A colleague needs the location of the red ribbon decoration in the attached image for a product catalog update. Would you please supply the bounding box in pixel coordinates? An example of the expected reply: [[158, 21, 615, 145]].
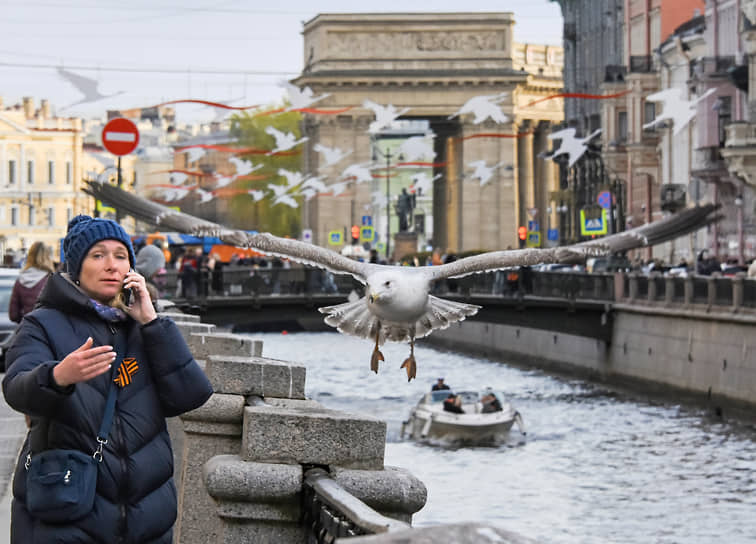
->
[[396, 161, 448, 168], [255, 106, 355, 117], [526, 91, 631, 107], [461, 132, 533, 141], [148, 99, 260, 110]]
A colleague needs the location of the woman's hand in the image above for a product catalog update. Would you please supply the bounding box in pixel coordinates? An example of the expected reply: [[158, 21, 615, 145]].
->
[[53, 337, 116, 387], [122, 270, 158, 325]]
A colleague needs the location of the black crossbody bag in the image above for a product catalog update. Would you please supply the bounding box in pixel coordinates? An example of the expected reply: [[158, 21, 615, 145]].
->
[[24, 337, 123, 523]]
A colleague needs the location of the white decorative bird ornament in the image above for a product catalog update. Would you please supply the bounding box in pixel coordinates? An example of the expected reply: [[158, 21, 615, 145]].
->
[[643, 88, 716, 135], [363, 100, 410, 133], [265, 126, 308, 154], [548, 128, 602, 168], [449, 92, 509, 124]]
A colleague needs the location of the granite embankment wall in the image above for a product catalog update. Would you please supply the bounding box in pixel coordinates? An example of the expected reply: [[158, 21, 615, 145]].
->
[[428, 305, 756, 413]]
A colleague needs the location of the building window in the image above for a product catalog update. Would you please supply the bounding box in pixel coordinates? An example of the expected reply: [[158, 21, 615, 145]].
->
[[644, 102, 656, 128], [27, 160, 34, 184], [48, 160, 55, 184], [29, 206, 35, 226], [8, 160, 16, 184], [47, 206, 55, 227], [67, 207, 73, 224], [66, 161, 72, 184], [589, 114, 601, 133], [617, 111, 628, 143], [11, 207, 18, 226], [717, 96, 732, 147]]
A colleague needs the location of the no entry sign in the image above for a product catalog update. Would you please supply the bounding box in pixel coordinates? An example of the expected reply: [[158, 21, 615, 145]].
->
[[101, 118, 139, 156]]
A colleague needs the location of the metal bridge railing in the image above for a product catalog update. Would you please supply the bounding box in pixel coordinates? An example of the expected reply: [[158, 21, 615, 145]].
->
[[302, 468, 410, 543]]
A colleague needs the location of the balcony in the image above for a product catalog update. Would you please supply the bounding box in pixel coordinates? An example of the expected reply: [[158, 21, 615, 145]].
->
[[690, 56, 736, 79], [724, 121, 756, 148], [629, 55, 654, 73], [720, 121, 756, 188], [692, 146, 725, 172], [604, 65, 627, 83]]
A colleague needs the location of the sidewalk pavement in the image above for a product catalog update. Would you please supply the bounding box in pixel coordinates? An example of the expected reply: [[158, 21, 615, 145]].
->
[[0, 373, 27, 544]]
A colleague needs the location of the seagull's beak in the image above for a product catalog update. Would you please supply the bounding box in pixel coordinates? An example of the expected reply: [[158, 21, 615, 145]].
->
[[369, 293, 379, 304]]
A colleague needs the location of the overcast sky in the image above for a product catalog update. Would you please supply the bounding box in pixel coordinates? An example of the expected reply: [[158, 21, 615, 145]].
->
[[0, 0, 563, 123]]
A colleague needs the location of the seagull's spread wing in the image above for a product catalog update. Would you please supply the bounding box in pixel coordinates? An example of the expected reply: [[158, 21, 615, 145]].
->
[[83, 180, 371, 281], [429, 204, 720, 281]]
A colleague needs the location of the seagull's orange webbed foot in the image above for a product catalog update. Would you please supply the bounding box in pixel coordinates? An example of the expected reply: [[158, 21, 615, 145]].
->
[[370, 329, 384, 374], [400, 339, 417, 382]]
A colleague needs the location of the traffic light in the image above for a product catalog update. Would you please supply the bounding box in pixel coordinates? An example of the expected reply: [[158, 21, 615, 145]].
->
[[518, 225, 527, 248], [351, 225, 360, 244]]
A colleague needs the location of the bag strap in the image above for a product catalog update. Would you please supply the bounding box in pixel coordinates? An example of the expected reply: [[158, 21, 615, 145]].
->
[[92, 332, 126, 462]]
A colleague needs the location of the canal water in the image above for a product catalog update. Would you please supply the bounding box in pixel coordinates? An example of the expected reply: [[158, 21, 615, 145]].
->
[[252, 331, 756, 544]]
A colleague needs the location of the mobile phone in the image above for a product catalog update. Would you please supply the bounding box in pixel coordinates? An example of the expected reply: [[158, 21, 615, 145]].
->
[[122, 269, 134, 306], [123, 287, 132, 306]]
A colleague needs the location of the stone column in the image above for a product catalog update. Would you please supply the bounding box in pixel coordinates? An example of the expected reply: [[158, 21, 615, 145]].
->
[[517, 120, 535, 235]]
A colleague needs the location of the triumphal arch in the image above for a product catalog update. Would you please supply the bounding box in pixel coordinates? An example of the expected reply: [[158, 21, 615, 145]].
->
[[293, 13, 564, 254]]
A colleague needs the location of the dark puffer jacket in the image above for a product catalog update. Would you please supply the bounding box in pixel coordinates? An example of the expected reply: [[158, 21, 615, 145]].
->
[[2, 273, 213, 544]]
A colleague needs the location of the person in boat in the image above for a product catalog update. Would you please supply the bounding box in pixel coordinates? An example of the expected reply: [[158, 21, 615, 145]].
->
[[432, 377, 450, 391], [481, 392, 503, 413], [443, 393, 464, 414]]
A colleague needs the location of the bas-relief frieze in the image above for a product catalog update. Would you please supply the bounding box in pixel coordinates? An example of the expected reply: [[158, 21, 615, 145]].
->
[[326, 31, 505, 58]]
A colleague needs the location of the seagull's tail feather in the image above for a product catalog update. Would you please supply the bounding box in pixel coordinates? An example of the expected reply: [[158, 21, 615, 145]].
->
[[414, 296, 481, 339], [319, 298, 384, 343]]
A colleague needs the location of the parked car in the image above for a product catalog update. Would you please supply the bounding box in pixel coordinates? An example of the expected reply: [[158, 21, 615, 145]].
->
[[0, 267, 20, 372]]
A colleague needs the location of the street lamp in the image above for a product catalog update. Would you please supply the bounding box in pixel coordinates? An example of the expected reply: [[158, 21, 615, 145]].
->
[[372, 141, 402, 260], [735, 193, 744, 265]]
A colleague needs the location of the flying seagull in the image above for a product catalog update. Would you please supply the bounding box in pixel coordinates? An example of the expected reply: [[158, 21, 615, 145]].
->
[[57, 67, 125, 109], [83, 180, 720, 381]]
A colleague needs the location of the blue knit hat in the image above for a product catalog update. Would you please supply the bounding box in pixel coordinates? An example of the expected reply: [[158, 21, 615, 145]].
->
[[63, 215, 136, 279]]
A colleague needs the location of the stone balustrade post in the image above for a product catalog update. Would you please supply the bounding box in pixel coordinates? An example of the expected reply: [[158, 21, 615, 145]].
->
[[684, 275, 694, 306], [647, 271, 659, 302], [732, 273, 745, 311], [707, 273, 719, 308], [665, 276, 675, 306], [613, 272, 625, 301], [628, 273, 638, 301]]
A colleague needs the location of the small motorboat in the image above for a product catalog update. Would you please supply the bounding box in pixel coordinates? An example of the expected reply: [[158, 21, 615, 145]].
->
[[400, 389, 525, 446]]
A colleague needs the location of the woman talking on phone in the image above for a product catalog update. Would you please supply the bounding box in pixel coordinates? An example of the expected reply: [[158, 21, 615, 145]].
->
[[2, 215, 213, 543]]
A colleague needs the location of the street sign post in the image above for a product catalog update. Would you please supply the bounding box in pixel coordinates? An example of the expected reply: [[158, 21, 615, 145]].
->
[[101, 118, 140, 222], [101, 118, 139, 156]]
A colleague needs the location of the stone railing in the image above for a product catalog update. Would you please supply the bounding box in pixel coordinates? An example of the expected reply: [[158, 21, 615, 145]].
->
[[619, 272, 756, 313], [165, 311, 428, 544]]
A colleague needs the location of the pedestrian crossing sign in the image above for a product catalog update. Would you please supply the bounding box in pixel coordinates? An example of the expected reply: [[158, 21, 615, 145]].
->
[[328, 230, 343, 245], [526, 231, 541, 248], [360, 226, 375, 242], [580, 208, 608, 235]]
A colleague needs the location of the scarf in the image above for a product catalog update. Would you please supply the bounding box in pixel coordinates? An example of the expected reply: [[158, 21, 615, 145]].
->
[[89, 298, 128, 323]]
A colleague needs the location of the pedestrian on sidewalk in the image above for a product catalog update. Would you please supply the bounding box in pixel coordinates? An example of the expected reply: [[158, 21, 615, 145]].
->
[[2, 215, 213, 544], [9, 241, 55, 323]]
